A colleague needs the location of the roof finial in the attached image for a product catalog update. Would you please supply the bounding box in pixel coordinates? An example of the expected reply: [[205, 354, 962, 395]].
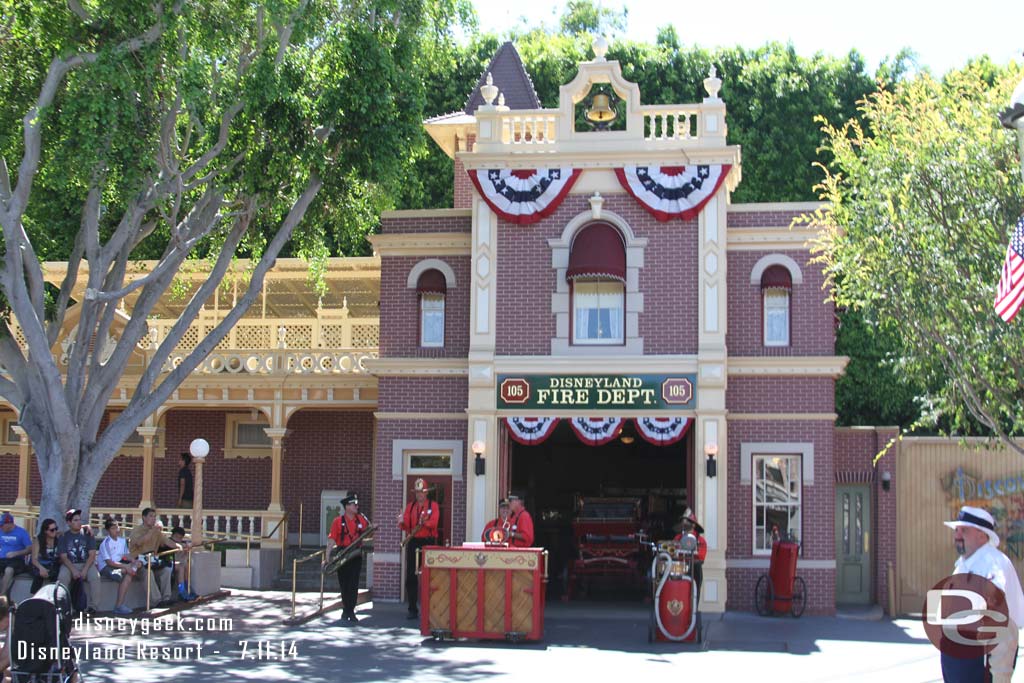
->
[[703, 65, 722, 101], [592, 35, 609, 62], [481, 72, 498, 106], [497, 92, 506, 108]]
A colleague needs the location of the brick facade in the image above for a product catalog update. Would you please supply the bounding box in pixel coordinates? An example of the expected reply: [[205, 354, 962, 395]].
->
[[379, 255, 471, 358]]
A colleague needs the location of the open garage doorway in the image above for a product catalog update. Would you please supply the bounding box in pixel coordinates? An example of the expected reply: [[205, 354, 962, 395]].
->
[[505, 417, 693, 601]]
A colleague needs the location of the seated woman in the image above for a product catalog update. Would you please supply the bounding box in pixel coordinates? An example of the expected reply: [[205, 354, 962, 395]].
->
[[30, 518, 60, 594]]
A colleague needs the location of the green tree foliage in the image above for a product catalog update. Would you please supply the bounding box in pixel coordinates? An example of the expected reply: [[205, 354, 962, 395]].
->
[[558, 0, 627, 38], [803, 61, 1024, 450], [0, 0, 467, 521]]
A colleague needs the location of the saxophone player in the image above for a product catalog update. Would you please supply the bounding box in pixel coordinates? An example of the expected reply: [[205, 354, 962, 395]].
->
[[396, 478, 439, 620], [327, 494, 371, 624]]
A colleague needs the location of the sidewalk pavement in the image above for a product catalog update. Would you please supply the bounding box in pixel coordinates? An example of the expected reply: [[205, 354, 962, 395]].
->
[[68, 590, 953, 683]]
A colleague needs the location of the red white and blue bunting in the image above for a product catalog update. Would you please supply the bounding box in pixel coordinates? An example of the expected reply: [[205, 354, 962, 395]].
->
[[467, 168, 581, 225], [504, 417, 560, 446], [615, 165, 731, 222], [568, 417, 624, 446], [634, 417, 692, 446]]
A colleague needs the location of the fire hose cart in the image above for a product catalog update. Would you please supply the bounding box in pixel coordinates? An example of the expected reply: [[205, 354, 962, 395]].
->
[[418, 545, 547, 642], [648, 536, 703, 644], [754, 536, 807, 617]]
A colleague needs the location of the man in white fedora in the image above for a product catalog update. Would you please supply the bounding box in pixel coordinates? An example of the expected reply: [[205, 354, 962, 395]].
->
[[942, 505, 1024, 683]]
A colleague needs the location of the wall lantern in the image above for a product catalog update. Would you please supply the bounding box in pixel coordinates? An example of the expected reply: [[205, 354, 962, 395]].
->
[[881, 470, 892, 492], [472, 440, 486, 477], [704, 443, 719, 479]]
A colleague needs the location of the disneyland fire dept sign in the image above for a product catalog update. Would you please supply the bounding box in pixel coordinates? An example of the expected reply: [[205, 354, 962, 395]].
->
[[497, 374, 696, 410]]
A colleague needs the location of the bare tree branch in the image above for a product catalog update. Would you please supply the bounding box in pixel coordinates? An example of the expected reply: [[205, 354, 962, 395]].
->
[[123, 175, 321, 425], [46, 230, 85, 348], [66, 0, 92, 23]]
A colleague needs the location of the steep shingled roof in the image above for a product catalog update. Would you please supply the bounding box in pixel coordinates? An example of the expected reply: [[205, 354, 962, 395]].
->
[[462, 41, 541, 114]]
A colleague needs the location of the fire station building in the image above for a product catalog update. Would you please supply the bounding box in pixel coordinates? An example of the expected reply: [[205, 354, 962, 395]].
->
[[1, 41, 908, 616]]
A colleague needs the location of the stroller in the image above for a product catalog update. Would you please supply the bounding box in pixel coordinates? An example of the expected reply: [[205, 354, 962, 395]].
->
[[9, 583, 80, 682]]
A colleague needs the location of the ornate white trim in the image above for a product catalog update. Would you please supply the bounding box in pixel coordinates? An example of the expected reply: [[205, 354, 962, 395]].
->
[[406, 259, 457, 290], [728, 356, 849, 377], [391, 439, 464, 482], [749, 253, 804, 285], [364, 358, 469, 377]]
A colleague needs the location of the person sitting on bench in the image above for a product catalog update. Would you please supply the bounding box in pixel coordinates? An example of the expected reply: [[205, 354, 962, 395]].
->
[[98, 518, 140, 615]]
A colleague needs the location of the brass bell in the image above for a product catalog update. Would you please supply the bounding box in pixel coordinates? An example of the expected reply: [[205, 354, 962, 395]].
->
[[585, 92, 617, 126]]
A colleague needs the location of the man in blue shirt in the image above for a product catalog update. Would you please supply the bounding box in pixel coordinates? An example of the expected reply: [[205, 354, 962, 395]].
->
[[0, 512, 32, 597]]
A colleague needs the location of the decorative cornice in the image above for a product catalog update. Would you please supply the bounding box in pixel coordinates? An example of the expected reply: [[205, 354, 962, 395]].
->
[[380, 208, 473, 220], [726, 228, 820, 250], [728, 356, 849, 377], [728, 201, 827, 213], [459, 149, 741, 170], [494, 355, 698, 375], [374, 412, 468, 421], [364, 358, 469, 377], [728, 413, 838, 421], [367, 232, 472, 257]]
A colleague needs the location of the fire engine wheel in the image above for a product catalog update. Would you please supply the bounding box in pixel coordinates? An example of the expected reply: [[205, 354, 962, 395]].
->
[[790, 576, 807, 618], [755, 574, 773, 616]]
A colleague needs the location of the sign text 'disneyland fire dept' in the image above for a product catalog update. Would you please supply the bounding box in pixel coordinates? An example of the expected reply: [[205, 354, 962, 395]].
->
[[497, 375, 696, 411]]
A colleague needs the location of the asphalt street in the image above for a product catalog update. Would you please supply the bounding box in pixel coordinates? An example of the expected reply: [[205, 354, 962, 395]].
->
[[62, 590, 954, 683]]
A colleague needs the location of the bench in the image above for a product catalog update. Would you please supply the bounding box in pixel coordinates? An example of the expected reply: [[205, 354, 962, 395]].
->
[[9, 570, 166, 612]]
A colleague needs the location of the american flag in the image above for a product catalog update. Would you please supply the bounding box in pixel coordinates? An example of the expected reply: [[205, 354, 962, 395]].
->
[[995, 215, 1024, 322]]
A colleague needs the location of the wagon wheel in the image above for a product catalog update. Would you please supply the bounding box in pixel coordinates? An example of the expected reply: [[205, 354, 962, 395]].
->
[[790, 576, 807, 618], [755, 574, 773, 616]]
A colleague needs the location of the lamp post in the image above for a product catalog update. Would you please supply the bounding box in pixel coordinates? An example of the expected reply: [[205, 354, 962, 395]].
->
[[189, 438, 209, 546], [998, 70, 1024, 182]]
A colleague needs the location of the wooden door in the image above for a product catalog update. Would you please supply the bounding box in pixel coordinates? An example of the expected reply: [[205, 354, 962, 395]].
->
[[835, 484, 872, 604]]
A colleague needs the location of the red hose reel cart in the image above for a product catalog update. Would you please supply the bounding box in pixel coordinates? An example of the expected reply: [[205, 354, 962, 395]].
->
[[754, 535, 807, 617]]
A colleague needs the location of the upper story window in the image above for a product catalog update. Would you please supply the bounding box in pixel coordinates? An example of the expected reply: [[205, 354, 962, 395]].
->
[[417, 269, 447, 348], [567, 223, 626, 345], [761, 265, 792, 347]]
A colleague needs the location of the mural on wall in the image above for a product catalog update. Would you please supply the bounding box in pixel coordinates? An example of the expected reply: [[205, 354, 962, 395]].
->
[[943, 467, 1024, 559]]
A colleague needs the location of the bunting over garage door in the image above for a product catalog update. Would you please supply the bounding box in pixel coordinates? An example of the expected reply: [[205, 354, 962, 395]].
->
[[615, 165, 730, 221], [467, 168, 581, 224]]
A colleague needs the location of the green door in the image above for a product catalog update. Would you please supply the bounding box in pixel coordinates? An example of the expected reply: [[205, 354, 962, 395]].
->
[[835, 484, 871, 604]]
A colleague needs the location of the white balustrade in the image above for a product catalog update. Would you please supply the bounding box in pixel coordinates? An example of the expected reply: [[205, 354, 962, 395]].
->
[[640, 106, 701, 141]]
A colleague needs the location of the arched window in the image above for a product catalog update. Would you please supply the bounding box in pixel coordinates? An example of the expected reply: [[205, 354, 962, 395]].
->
[[567, 223, 625, 345], [761, 265, 792, 347], [417, 269, 447, 347]]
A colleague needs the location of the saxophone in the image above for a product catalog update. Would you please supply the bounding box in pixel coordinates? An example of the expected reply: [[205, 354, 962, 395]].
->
[[400, 506, 433, 549], [323, 524, 377, 574]]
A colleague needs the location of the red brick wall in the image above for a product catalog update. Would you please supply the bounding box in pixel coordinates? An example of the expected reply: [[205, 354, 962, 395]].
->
[[453, 135, 476, 209], [378, 377, 468, 414], [726, 249, 835, 356], [726, 377, 835, 414], [281, 410, 375, 535], [726, 418, 836, 614], [0, 449, 18, 506], [495, 193, 701, 356], [379, 214, 472, 234], [727, 207, 818, 228], [379, 255, 470, 358], [372, 418, 468, 600], [727, 419, 835, 560], [160, 410, 270, 511]]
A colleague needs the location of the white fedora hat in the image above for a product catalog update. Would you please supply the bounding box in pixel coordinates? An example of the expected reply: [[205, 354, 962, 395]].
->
[[944, 505, 1000, 547]]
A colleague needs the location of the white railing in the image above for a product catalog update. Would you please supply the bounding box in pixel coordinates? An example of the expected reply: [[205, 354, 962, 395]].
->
[[500, 109, 560, 146], [144, 315, 380, 353], [162, 349, 377, 375], [639, 105, 702, 141]]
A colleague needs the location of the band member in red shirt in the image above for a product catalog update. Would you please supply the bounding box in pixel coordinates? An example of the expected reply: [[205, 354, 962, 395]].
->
[[507, 491, 534, 548], [396, 478, 439, 619], [673, 508, 707, 604], [482, 499, 511, 543], [326, 494, 371, 623]]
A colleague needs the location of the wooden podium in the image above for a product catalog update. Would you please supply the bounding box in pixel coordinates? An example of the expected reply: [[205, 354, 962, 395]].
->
[[419, 545, 547, 641]]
